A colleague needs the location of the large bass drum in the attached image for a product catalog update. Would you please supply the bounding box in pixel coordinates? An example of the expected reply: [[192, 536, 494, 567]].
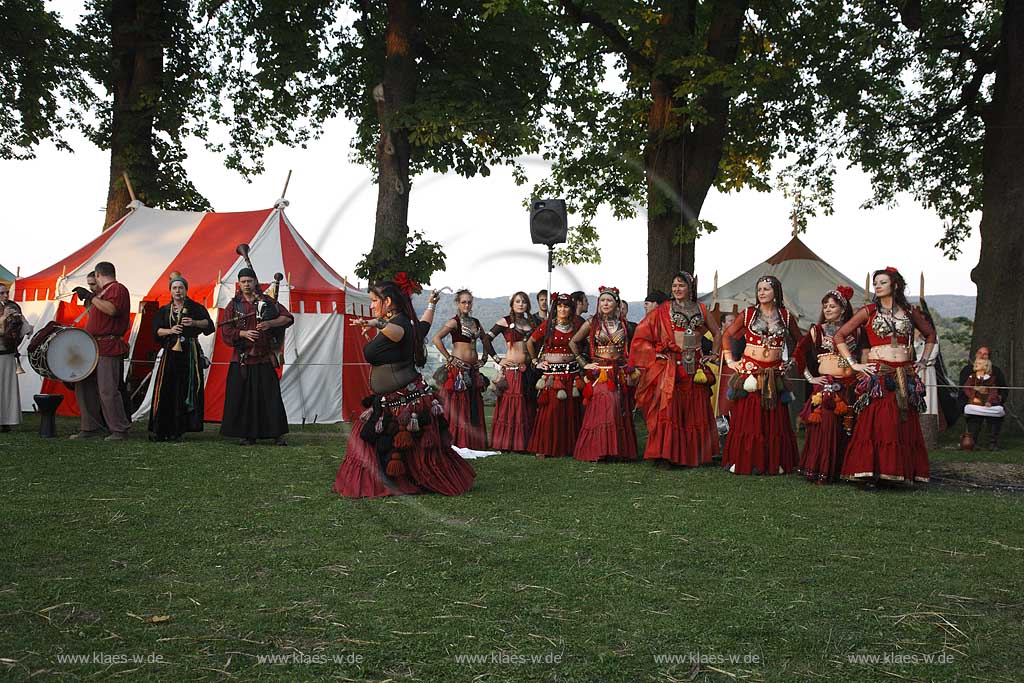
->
[[27, 322, 99, 382]]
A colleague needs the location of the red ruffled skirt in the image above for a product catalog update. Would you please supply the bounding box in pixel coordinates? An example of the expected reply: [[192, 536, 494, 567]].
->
[[841, 370, 929, 483], [527, 371, 581, 457], [574, 369, 637, 461], [440, 386, 488, 450], [722, 364, 797, 475], [644, 369, 718, 467], [797, 378, 856, 484], [334, 383, 476, 498], [490, 366, 535, 451]]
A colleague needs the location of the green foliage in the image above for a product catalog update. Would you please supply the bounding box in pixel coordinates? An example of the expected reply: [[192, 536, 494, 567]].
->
[[536, 0, 854, 262], [0, 1, 94, 159], [354, 229, 447, 286], [202, 0, 556, 181], [78, 0, 212, 210], [793, 1, 1001, 258]]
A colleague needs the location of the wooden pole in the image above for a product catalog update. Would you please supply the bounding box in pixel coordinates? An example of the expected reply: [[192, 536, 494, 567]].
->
[[865, 272, 871, 303], [920, 272, 925, 303], [122, 172, 137, 202], [281, 170, 293, 199]]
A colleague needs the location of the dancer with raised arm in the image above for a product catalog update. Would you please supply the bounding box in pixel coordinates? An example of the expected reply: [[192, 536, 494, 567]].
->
[[334, 278, 475, 498], [833, 268, 935, 484]]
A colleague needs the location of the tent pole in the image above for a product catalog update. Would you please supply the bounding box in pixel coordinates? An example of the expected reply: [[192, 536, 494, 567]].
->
[[122, 172, 137, 202], [281, 170, 293, 199]]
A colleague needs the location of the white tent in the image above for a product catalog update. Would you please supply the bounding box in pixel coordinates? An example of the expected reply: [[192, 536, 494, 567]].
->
[[700, 235, 866, 324], [14, 200, 373, 424]]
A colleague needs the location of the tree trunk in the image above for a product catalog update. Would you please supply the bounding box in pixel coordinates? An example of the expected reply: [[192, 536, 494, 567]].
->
[[103, 0, 163, 230], [645, 78, 687, 292], [366, 0, 419, 283], [972, 0, 1024, 431], [645, 0, 748, 292]]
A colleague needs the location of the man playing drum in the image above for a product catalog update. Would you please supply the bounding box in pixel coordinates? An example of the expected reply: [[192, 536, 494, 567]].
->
[[70, 261, 131, 440]]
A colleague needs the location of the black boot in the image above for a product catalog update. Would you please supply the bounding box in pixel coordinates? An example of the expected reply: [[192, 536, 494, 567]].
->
[[989, 417, 1003, 451]]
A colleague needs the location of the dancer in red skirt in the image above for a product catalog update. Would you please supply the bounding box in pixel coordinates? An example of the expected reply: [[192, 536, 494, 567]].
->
[[334, 278, 475, 498], [525, 293, 583, 458], [833, 268, 936, 484], [794, 286, 863, 484], [633, 272, 721, 467], [432, 289, 489, 449], [721, 275, 802, 475], [569, 286, 638, 462], [486, 292, 537, 451]]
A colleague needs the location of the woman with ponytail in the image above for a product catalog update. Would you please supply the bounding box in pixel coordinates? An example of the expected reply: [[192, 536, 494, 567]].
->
[[832, 267, 936, 484], [525, 292, 583, 457], [334, 275, 476, 498], [720, 275, 802, 475], [569, 286, 638, 461], [794, 286, 861, 483]]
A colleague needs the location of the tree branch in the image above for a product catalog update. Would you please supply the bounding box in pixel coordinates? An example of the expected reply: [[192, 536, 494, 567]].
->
[[558, 0, 654, 73]]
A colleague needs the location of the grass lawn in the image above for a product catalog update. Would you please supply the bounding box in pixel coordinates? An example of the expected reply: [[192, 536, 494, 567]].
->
[[1, 414, 1022, 682]]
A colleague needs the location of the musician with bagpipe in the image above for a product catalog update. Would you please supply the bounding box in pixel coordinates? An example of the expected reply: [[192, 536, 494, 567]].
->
[[219, 250, 294, 446], [0, 283, 33, 432]]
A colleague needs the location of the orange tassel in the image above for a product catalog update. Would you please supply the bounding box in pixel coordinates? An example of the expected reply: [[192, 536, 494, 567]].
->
[[394, 430, 414, 450], [386, 453, 406, 477], [806, 410, 822, 424]]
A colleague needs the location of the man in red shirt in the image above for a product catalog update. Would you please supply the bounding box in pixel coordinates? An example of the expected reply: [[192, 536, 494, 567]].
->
[[71, 261, 131, 440]]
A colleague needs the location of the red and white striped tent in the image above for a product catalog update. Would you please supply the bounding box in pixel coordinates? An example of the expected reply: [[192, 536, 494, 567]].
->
[[13, 200, 373, 424]]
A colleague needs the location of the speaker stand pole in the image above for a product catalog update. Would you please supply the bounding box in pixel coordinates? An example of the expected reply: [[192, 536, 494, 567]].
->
[[547, 245, 554, 306]]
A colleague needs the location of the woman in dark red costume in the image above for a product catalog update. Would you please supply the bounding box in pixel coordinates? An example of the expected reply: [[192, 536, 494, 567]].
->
[[794, 286, 862, 484], [632, 272, 721, 466], [569, 286, 638, 462], [525, 293, 583, 458], [721, 275, 802, 475], [432, 289, 489, 449], [486, 292, 537, 451], [833, 268, 936, 484], [334, 278, 475, 498]]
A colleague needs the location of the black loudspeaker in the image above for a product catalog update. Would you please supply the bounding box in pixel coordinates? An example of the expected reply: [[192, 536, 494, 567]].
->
[[530, 199, 568, 246]]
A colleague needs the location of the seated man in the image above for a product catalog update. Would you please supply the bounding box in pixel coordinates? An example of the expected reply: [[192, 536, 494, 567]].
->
[[959, 347, 1007, 450]]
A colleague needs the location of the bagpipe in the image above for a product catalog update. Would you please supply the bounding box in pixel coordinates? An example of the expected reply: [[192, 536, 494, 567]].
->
[[226, 243, 287, 366]]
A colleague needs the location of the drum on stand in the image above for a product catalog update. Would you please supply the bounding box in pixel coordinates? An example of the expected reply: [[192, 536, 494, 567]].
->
[[27, 323, 99, 382]]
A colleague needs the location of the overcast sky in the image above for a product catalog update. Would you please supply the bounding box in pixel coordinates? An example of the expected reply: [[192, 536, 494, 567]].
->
[[2, 4, 981, 302]]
